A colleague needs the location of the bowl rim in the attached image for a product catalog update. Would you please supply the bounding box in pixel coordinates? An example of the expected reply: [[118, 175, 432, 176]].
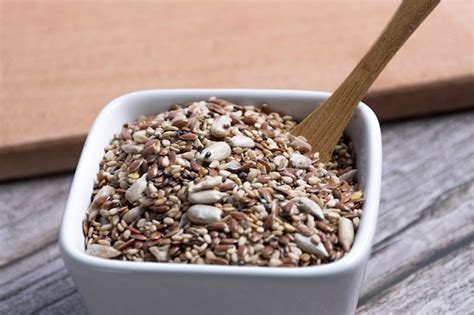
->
[[59, 88, 381, 277]]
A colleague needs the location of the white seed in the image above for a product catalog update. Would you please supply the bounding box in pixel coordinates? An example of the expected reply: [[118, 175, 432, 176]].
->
[[308, 176, 320, 185], [199, 142, 231, 162], [188, 190, 227, 204], [190, 176, 223, 192], [86, 244, 121, 258], [226, 160, 241, 171], [294, 233, 328, 258], [149, 245, 170, 262], [125, 174, 147, 203], [290, 136, 311, 150], [269, 258, 283, 267], [273, 155, 288, 170], [121, 143, 144, 154], [339, 217, 355, 251], [290, 153, 312, 169], [187, 205, 222, 224], [298, 197, 324, 220], [211, 115, 232, 138], [209, 160, 220, 168], [132, 130, 149, 143], [122, 206, 145, 223], [229, 135, 255, 148]]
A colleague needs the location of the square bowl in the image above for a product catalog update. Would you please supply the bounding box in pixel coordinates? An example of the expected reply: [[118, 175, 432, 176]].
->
[[60, 89, 381, 315]]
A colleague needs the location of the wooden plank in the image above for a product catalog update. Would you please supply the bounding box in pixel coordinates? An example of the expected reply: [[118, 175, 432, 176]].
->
[[0, 258, 86, 315], [1, 0, 473, 180], [358, 241, 474, 314], [0, 174, 72, 267], [359, 180, 474, 306], [358, 111, 474, 302], [0, 111, 473, 313]]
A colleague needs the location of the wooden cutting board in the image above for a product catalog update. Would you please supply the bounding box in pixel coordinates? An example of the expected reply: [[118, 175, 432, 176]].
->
[[1, 1, 473, 180]]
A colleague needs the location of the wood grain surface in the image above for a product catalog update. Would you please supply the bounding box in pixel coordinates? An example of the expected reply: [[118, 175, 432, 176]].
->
[[1, 0, 473, 180], [1, 110, 473, 314]]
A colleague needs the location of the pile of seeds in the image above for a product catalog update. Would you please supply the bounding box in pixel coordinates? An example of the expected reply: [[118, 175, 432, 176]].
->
[[83, 98, 364, 267]]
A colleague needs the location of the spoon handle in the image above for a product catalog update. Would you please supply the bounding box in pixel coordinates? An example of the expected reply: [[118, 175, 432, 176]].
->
[[292, 0, 440, 163]]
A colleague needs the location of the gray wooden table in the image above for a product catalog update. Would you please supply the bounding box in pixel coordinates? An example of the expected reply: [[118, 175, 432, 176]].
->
[[1, 111, 473, 314]]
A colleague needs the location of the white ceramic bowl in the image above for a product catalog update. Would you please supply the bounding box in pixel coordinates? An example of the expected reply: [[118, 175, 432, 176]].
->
[[60, 89, 381, 315]]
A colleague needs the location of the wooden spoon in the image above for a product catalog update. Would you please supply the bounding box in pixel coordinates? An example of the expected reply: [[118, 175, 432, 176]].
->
[[291, 0, 440, 163]]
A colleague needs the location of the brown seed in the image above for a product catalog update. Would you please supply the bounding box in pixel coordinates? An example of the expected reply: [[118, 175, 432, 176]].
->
[[211, 257, 229, 265], [121, 128, 132, 140], [208, 103, 227, 115], [261, 104, 272, 114], [237, 161, 256, 173], [152, 205, 170, 213], [249, 232, 263, 242], [242, 116, 256, 125], [220, 238, 237, 245], [237, 245, 247, 257], [263, 214, 274, 229], [297, 224, 314, 236], [206, 221, 227, 231], [228, 218, 239, 233], [335, 201, 349, 211], [147, 164, 158, 179], [230, 212, 246, 221], [118, 239, 135, 251], [142, 144, 155, 156], [150, 231, 162, 240], [261, 246, 274, 258], [128, 159, 144, 172], [262, 129, 275, 138], [323, 239, 333, 254], [172, 119, 188, 128], [157, 238, 171, 246], [295, 145, 310, 154], [279, 235, 290, 245], [180, 133, 198, 141], [259, 189, 273, 202], [214, 244, 232, 252], [257, 159, 271, 173], [283, 202, 294, 216], [169, 150, 177, 164], [131, 234, 147, 241], [256, 175, 272, 184], [218, 181, 237, 191], [316, 221, 334, 233]]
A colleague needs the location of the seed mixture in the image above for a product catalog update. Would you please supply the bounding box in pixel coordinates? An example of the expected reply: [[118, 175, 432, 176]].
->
[[83, 98, 364, 267]]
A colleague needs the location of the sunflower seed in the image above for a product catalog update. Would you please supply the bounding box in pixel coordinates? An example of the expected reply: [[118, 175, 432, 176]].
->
[[121, 143, 144, 154], [86, 244, 122, 258], [290, 153, 312, 169], [187, 205, 222, 224], [122, 206, 145, 223], [211, 115, 232, 138], [190, 176, 223, 192], [338, 217, 355, 251], [199, 142, 231, 162], [297, 197, 324, 220], [294, 233, 328, 258], [125, 174, 147, 203], [188, 190, 227, 204], [229, 135, 255, 148], [149, 245, 170, 262]]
